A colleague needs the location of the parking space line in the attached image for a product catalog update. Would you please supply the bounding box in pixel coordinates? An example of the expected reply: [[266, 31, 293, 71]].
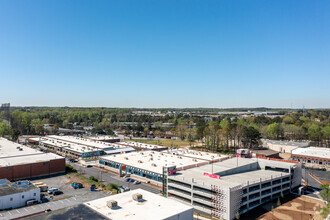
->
[[16, 209, 20, 213], [59, 200, 64, 204], [46, 204, 51, 207], [31, 206, 36, 210], [24, 208, 28, 212], [7, 211, 12, 216]]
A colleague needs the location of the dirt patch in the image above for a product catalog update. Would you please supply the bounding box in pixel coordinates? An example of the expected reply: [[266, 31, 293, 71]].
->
[[259, 196, 326, 220]]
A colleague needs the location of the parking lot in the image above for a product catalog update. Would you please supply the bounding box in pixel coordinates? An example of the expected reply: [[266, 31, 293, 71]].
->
[[0, 175, 110, 220]]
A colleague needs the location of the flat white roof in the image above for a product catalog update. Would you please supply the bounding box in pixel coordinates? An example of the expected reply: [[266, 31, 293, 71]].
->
[[120, 141, 167, 149], [0, 138, 42, 158], [0, 153, 63, 167], [47, 135, 119, 149], [101, 150, 207, 174], [87, 136, 121, 140], [164, 148, 227, 162], [84, 189, 193, 220], [262, 139, 310, 147], [34, 136, 132, 154], [292, 147, 330, 159], [170, 158, 292, 188], [0, 138, 63, 167]]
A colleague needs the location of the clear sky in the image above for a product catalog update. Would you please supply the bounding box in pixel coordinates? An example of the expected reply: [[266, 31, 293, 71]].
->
[[0, 1, 329, 108]]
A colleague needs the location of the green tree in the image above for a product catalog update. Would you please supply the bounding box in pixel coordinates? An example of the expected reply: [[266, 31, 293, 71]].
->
[[266, 123, 283, 139], [242, 126, 261, 148], [0, 122, 11, 136], [308, 124, 322, 146]]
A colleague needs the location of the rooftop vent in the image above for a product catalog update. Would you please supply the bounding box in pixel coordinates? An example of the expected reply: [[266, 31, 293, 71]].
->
[[107, 200, 118, 209], [132, 193, 143, 201]]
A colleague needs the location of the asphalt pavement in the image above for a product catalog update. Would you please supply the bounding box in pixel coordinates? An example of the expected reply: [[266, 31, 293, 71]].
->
[[69, 162, 161, 194]]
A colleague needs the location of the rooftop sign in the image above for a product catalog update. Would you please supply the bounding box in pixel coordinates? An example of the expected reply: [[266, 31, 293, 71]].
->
[[204, 172, 220, 179]]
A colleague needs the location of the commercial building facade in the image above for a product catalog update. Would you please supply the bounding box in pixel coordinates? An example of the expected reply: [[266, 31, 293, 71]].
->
[[0, 179, 40, 210], [291, 147, 330, 166]]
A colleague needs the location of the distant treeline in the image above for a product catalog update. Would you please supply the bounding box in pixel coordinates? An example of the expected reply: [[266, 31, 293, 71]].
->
[[0, 107, 329, 149]]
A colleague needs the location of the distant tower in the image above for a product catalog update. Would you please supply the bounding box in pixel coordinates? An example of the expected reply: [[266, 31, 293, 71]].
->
[[303, 105, 305, 117], [0, 103, 10, 124]]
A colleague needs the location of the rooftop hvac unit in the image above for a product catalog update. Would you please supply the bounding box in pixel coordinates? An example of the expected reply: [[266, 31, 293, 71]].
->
[[138, 160, 143, 163], [152, 163, 157, 167], [132, 193, 143, 201], [125, 157, 128, 160], [150, 158, 153, 161], [107, 200, 118, 209]]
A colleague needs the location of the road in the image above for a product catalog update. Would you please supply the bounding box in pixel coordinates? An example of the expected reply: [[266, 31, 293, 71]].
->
[[69, 162, 161, 194], [302, 168, 322, 189]]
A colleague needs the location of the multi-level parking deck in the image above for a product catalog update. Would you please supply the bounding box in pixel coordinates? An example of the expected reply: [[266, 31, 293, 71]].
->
[[167, 157, 301, 220]]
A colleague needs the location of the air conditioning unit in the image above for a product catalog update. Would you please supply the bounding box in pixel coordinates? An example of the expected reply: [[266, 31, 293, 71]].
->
[[132, 193, 143, 201], [107, 200, 118, 209]]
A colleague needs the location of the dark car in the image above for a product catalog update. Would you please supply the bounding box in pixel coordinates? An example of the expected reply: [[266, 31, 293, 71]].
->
[[125, 178, 134, 182], [86, 165, 93, 168], [53, 190, 63, 196]]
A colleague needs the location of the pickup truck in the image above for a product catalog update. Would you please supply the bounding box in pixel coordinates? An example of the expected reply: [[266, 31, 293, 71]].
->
[[72, 182, 83, 189]]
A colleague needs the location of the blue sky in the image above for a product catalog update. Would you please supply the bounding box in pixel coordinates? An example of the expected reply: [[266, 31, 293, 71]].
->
[[0, 1, 329, 108]]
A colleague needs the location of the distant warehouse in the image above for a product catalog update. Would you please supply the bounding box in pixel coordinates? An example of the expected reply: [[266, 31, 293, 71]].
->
[[27, 135, 135, 159], [262, 139, 309, 153], [0, 138, 65, 180], [291, 147, 330, 165]]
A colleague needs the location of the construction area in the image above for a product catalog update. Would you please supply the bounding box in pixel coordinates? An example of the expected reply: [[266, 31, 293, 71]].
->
[[257, 195, 326, 220]]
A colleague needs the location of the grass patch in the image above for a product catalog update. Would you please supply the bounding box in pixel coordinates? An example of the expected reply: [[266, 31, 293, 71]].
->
[[67, 173, 117, 194]]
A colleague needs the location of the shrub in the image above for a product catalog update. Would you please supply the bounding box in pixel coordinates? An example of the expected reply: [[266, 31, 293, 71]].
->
[[89, 176, 99, 182], [65, 164, 77, 173]]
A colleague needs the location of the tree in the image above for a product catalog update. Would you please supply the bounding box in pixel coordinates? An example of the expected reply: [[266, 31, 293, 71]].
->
[[319, 183, 330, 218], [0, 122, 11, 137], [320, 184, 330, 203], [266, 123, 283, 140], [52, 124, 59, 134], [176, 124, 187, 140], [277, 198, 281, 206], [11, 129, 20, 141], [242, 126, 261, 148], [235, 211, 240, 219], [308, 124, 322, 146]]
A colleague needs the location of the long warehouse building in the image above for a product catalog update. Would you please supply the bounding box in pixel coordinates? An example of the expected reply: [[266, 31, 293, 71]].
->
[[100, 149, 229, 182], [28, 135, 135, 159], [0, 138, 65, 180]]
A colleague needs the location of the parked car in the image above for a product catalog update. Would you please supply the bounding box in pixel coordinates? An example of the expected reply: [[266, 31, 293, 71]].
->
[[118, 185, 130, 193], [86, 165, 93, 168], [133, 181, 141, 185], [125, 178, 134, 183], [48, 188, 59, 194], [26, 199, 38, 206], [53, 190, 63, 196], [72, 182, 83, 189]]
